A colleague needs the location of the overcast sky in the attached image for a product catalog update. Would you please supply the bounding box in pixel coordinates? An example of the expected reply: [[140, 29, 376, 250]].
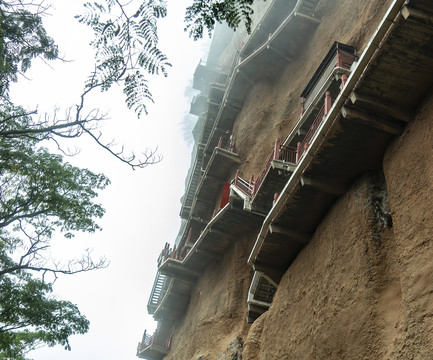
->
[[10, 1, 210, 359]]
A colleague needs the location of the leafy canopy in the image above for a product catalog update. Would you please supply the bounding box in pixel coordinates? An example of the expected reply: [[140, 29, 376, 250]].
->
[[0, 273, 89, 358], [76, 0, 171, 117], [0, 1, 58, 96], [184, 0, 260, 40]]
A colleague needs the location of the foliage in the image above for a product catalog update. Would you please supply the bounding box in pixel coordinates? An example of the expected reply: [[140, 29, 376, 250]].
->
[[0, 104, 108, 357], [0, 0, 58, 96], [0, 273, 89, 358], [76, 0, 171, 117], [185, 0, 262, 40]]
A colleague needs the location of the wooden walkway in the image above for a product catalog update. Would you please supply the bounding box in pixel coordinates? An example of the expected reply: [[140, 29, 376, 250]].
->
[[249, 0, 433, 285]]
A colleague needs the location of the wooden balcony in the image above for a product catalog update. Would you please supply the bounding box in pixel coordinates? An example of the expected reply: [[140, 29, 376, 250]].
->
[[246, 271, 277, 323], [137, 328, 172, 360], [192, 63, 219, 93], [192, 139, 240, 221], [147, 271, 169, 315], [234, 139, 297, 215], [205, 0, 322, 171], [162, 190, 264, 278], [284, 43, 356, 150], [189, 93, 207, 116], [152, 277, 194, 321], [179, 142, 205, 220], [155, 190, 264, 320], [248, 0, 433, 285], [241, 0, 297, 59]]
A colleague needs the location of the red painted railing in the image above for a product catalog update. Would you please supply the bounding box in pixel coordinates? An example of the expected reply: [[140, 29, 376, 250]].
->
[[234, 140, 297, 198], [234, 169, 255, 197], [217, 135, 236, 153], [233, 92, 333, 199], [160, 242, 189, 262], [297, 91, 333, 161], [139, 329, 172, 351]]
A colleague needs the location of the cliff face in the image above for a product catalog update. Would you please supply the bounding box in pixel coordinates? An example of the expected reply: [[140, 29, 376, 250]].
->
[[164, 235, 254, 359], [242, 89, 433, 360], [142, 1, 433, 359]]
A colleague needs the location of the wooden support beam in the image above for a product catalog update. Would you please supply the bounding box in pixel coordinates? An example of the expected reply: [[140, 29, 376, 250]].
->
[[266, 44, 294, 62], [401, 6, 433, 26], [208, 227, 228, 238], [194, 248, 222, 262], [252, 263, 283, 287], [256, 22, 271, 35], [235, 68, 255, 85], [297, 128, 308, 136], [194, 196, 215, 206], [341, 106, 403, 135], [224, 99, 242, 111], [159, 262, 200, 282], [349, 91, 413, 123], [300, 176, 346, 196], [269, 224, 310, 244], [294, 11, 321, 24], [272, 160, 296, 173], [203, 174, 224, 184]]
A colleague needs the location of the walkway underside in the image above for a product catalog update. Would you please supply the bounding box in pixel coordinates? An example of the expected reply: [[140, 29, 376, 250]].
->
[[193, 148, 240, 220], [157, 193, 264, 320], [137, 344, 169, 360], [252, 0, 433, 285], [250, 160, 296, 215], [153, 278, 194, 321], [206, 0, 321, 164]]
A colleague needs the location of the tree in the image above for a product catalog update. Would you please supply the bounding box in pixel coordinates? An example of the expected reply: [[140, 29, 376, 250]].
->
[[0, 274, 89, 358], [0, 0, 58, 96], [0, 104, 109, 358], [184, 0, 262, 40], [76, 0, 171, 118], [0, 0, 262, 357]]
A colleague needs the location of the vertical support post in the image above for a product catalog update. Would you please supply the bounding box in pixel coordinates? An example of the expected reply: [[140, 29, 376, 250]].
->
[[274, 137, 281, 160], [273, 192, 279, 205], [218, 136, 223, 148], [296, 142, 302, 163], [141, 330, 147, 348], [187, 228, 192, 243], [235, 169, 240, 187], [249, 175, 255, 193], [340, 74, 348, 89], [324, 91, 332, 116], [336, 52, 342, 67]]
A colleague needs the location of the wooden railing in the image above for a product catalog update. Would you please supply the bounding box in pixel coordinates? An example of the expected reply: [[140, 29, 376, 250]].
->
[[297, 91, 333, 161], [217, 135, 236, 153], [233, 92, 333, 199], [139, 329, 172, 351], [234, 170, 255, 197], [160, 242, 189, 262]]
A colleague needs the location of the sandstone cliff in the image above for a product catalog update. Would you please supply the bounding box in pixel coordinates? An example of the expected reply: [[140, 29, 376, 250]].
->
[[138, 1, 433, 359]]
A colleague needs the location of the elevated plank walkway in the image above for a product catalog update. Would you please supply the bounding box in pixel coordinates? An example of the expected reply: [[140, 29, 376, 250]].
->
[[205, 0, 322, 165], [137, 327, 172, 360], [192, 142, 240, 221], [147, 271, 169, 315], [154, 191, 264, 320], [153, 277, 194, 321], [246, 271, 277, 323], [248, 0, 433, 285]]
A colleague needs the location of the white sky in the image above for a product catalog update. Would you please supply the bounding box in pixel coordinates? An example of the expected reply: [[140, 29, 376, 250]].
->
[[10, 1, 210, 359]]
